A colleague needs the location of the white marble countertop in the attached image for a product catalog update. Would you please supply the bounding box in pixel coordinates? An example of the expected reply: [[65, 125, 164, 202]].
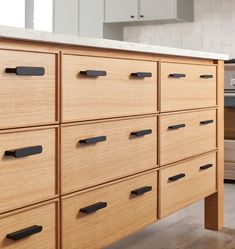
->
[[0, 25, 229, 60]]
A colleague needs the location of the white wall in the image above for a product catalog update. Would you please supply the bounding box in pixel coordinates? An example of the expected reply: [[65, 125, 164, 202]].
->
[[123, 0, 235, 57]]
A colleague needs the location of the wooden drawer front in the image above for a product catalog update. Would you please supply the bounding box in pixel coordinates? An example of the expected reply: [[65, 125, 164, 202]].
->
[[159, 152, 216, 218], [0, 127, 57, 213], [160, 110, 216, 165], [62, 172, 157, 249], [62, 55, 157, 122], [61, 116, 157, 193], [0, 201, 58, 249], [0, 49, 57, 129], [161, 63, 216, 112]]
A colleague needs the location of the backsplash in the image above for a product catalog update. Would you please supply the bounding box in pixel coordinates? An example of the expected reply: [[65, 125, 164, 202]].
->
[[123, 0, 234, 58]]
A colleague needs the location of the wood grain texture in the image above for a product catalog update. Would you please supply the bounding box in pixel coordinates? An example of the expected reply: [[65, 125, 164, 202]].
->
[[62, 54, 157, 122], [61, 171, 157, 249], [160, 62, 217, 112], [159, 109, 217, 165], [205, 61, 224, 231], [0, 126, 58, 213], [225, 107, 235, 139], [0, 49, 57, 129], [225, 162, 235, 180], [0, 200, 58, 249], [159, 152, 216, 218], [61, 116, 157, 193]]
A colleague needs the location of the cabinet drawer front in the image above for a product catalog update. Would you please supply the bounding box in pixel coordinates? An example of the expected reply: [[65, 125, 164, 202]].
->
[[0, 201, 58, 249], [161, 63, 216, 112], [62, 172, 157, 249], [0, 50, 57, 129], [0, 127, 57, 213], [61, 116, 157, 193], [62, 55, 157, 122], [160, 110, 216, 165], [159, 152, 216, 218]]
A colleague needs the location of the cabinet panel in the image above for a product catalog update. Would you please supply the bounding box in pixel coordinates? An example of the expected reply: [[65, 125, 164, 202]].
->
[[105, 0, 138, 23]]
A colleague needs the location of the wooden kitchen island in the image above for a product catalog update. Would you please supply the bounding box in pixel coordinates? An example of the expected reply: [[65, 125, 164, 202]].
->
[[0, 26, 228, 249]]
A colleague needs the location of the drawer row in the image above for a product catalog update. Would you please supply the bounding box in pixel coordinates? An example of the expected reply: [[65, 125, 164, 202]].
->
[[0, 49, 217, 129], [0, 109, 216, 213], [0, 152, 216, 249]]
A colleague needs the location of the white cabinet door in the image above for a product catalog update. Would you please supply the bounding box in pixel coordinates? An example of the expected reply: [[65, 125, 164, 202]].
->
[[104, 0, 138, 23], [139, 0, 176, 21]]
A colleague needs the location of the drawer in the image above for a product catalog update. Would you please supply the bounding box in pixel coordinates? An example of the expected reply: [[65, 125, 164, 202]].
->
[[62, 55, 157, 122], [0, 49, 57, 129], [0, 126, 58, 213], [0, 200, 58, 249], [161, 63, 216, 112], [62, 171, 157, 249], [61, 116, 157, 193], [159, 109, 216, 165], [159, 152, 216, 218]]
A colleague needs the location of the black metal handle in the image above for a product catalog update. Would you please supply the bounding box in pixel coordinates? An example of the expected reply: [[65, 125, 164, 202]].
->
[[130, 129, 152, 137], [168, 124, 186, 130], [200, 164, 213, 170], [130, 15, 135, 18], [80, 70, 107, 77], [140, 15, 144, 18], [168, 173, 186, 182], [5, 66, 45, 76], [131, 186, 152, 195], [5, 145, 43, 158], [200, 74, 213, 79], [80, 202, 107, 214], [169, 73, 186, 78], [200, 120, 214, 125], [130, 72, 152, 78], [6, 225, 43, 241], [79, 136, 106, 145]]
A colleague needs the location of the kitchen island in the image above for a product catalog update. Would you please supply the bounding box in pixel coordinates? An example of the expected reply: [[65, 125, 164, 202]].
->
[[0, 26, 228, 249]]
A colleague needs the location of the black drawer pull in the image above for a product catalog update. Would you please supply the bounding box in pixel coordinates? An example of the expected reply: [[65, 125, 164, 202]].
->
[[200, 74, 213, 79], [131, 129, 152, 137], [131, 186, 152, 195], [5, 66, 45, 76], [6, 225, 43, 241], [5, 145, 43, 158], [169, 73, 186, 78], [80, 70, 107, 77], [80, 202, 107, 214], [79, 136, 106, 145], [168, 173, 186, 182], [131, 72, 152, 78], [200, 120, 214, 125], [200, 164, 213, 170], [168, 124, 186, 130]]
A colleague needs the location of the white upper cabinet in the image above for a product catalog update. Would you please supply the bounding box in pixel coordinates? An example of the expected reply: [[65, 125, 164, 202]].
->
[[104, 0, 138, 23], [105, 0, 193, 24], [139, 0, 175, 21]]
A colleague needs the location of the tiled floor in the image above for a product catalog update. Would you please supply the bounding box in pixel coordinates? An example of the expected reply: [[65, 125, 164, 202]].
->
[[106, 183, 235, 249]]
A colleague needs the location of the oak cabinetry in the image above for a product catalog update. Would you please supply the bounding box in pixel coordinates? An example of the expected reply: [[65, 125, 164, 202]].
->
[[0, 37, 223, 249]]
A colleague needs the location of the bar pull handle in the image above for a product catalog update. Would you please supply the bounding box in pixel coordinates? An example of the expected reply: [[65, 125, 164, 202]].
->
[[200, 164, 213, 170], [79, 136, 106, 145], [168, 173, 186, 182], [168, 124, 186, 130], [131, 186, 152, 196], [200, 74, 213, 79], [200, 120, 214, 125], [80, 70, 107, 77], [169, 73, 186, 78], [5, 145, 43, 158], [5, 66, 45, 76], [130, 72, 152, 78], [130, 129, 152, 137], [80, 202, 107, 214], [6, 225, 43, 241]]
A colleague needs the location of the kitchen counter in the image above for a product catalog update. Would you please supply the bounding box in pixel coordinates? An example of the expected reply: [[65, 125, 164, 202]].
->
[[0, 25, 229, 60]]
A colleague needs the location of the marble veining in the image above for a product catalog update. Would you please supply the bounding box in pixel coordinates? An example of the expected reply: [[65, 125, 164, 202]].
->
[[0, 25, 229, 60]]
